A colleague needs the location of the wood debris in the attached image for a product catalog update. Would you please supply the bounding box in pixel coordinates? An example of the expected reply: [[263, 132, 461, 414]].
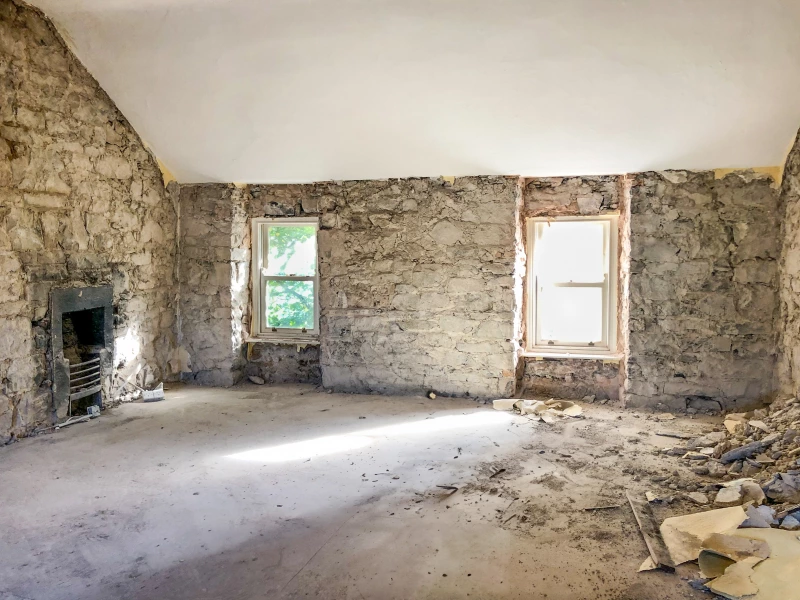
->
[[626, 491, 675, 571]]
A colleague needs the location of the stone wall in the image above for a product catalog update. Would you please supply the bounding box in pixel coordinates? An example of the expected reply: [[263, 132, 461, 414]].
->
[[627, 170, 780, 412], [244, 344, 321, 384], [0, 0, 177, 442], [778, 131, 800, 395], [178, 177, 519, 397], [177, 184, 247, 385], [520, 357, 621, 401], [519, 176, 628, 401], [178, 170, 783, 411], [317, 178, 518, 397]]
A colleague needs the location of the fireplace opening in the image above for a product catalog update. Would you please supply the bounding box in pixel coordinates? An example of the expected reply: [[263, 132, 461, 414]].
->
[[51, 286, 113, 420], [62, 308, 105, 415], [62, 308, 105, 365]]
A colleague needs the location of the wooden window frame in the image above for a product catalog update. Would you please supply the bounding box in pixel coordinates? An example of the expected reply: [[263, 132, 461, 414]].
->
[[250, 217, 320, 341], [526, 215, 618, 356]]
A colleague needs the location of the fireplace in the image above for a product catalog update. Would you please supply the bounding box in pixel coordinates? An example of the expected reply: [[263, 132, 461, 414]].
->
[[51, 287, 113, 418]]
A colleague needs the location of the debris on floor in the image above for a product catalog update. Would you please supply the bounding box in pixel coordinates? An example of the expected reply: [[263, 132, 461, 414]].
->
[[55, 408, 101, 430], [248, 375, 265, 385], [492, 398, 583, 421], [659, 506, 747, 565], [626, 490, 675, 571], [142, 383, 165, 402], [636, 395, 800, 598], [704, 529, 800, 600], [492, 398, 516, 411]]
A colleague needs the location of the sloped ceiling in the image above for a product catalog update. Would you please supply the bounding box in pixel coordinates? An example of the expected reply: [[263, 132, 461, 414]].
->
[[29, 0, 800, 183]]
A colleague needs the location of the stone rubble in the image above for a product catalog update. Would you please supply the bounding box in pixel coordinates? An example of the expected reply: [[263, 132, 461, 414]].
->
[[661, 395, 800, 530]]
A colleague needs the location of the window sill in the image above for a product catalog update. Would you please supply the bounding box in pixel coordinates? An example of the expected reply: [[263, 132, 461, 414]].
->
[[521, 351, 622, 362], [246, 336, 320, 346]]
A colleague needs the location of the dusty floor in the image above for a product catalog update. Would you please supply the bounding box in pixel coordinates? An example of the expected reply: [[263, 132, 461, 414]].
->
[[0, 384, 715, 600]]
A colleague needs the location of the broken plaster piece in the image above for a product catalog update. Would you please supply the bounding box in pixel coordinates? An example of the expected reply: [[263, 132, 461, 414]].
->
[[706, 556, 762, 600], [699, 532, 770, 576], [638, 556, 658, 572], [717, 528, 800, 600], [725, 419, 745, 435], [687, 492, 709, 505], [561, 404, 583, 417], [659, 506, 747, 565], [515, 399, 545, 415], [540, 410, 559, 424], [716, 486, 744, 507], [492, 399, 516, 411]]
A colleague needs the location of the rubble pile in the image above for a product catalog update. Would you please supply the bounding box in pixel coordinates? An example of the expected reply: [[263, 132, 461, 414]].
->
[[647, 397, 800, 598], [662, 397, 800, 509]]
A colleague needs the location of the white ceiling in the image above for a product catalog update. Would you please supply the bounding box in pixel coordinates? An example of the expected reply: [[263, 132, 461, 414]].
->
[[30, 0, 800, 183]]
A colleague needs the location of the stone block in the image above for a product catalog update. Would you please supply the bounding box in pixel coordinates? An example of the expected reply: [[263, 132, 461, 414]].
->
[[430, 220, 463, 245]]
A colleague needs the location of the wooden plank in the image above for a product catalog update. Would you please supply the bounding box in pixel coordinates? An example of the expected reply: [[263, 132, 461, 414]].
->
[[625, 490, 675, 572]]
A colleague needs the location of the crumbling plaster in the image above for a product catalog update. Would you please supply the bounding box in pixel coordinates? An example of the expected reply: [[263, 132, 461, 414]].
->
[[0, 0, 177, 442]]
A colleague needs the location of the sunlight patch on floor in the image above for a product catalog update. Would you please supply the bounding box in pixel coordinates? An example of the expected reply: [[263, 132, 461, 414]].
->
[[226, 411, 515, 462]]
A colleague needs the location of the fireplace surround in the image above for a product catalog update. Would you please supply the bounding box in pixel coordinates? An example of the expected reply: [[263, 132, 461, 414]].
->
[[50, 286, 114, 418]]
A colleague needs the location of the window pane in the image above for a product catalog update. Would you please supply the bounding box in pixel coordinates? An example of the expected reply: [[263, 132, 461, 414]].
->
[[265, 280, 314, 329], [540, 286, 603, 344], [535, 221, 606, 283], [266, 225, 316, 276]]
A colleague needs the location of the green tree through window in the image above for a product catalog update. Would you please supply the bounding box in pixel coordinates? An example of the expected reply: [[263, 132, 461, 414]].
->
[[264, 225, 316, 329]]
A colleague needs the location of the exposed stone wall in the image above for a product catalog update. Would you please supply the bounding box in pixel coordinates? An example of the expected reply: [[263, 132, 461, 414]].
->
[[627, 171, 780, 412], [178, 178, 518, 397], [520, 357, 621, 401], [519, 176, 627, 401], [778, 130, 800, 395], [244, 344, 321, 384], [317, 178, 518, 397], [523, 176, 621, 219], [177, 184, 247, 385], [0, 0, 177, 442]]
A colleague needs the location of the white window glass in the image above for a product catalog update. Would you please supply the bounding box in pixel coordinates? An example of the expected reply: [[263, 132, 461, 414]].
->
[[539, 287, 603, 343], [528, 217, 617, 353]]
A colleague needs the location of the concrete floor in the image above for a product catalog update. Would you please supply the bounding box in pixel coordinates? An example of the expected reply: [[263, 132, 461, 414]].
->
[[0, 384, 708, 600]]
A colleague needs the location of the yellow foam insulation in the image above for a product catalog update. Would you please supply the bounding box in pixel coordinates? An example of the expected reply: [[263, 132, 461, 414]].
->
[[157, 157, 176, 187], [713, 166, 783, 188]]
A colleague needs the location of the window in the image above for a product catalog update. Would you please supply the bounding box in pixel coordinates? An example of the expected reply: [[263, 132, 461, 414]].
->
[[251, 217, 319, 339], [526, 216, 618, 355]]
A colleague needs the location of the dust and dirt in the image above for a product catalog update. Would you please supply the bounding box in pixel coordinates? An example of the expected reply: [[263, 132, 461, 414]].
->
[[403, 401, 718, 599]]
